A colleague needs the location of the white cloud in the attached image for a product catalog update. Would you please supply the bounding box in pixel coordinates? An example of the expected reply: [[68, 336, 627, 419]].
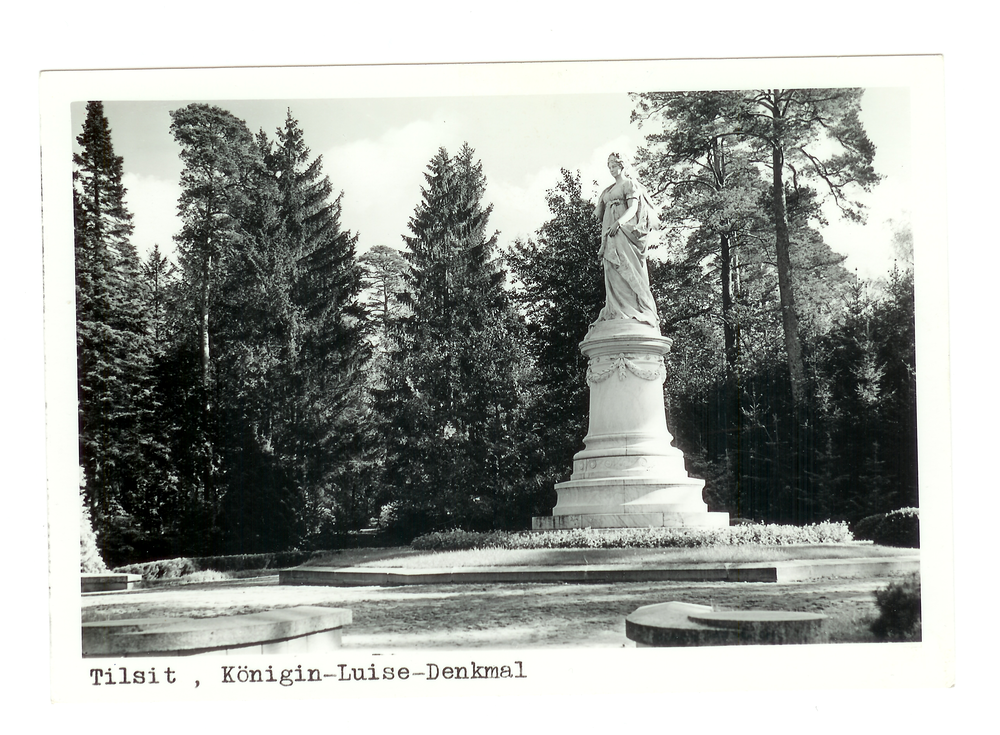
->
[[122, 172, 182, 263], [487, 134, 642, 248], [320, 119, 644, 257], [821, 176, 912, 280], [487, 165, 563, 245], [321, 118, 472, 253]]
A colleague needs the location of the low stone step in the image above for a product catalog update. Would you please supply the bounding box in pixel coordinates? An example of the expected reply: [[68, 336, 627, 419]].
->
[[83, 606, 352, 657], [626, 601, 827, 647], [280, 555, 919, 587], [82, 573, 142, 593]]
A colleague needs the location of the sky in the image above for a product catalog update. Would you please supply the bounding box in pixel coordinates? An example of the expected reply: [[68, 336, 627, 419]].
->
[[72, 88, 911, 281]]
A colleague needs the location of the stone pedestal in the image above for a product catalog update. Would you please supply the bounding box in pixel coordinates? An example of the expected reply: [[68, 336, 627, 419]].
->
[[533, 320, 728, 530]]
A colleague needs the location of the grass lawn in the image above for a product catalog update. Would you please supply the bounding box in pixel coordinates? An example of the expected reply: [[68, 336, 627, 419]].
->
[[302, 543, 915, 570]]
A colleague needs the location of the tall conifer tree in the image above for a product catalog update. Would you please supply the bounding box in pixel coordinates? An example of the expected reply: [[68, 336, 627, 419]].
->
[[379, 144, 527, 534], [633, 89, 878, 406], [268, 111, 372, 535], [169, 104, 263, 536], [73, 101, 152, 548]]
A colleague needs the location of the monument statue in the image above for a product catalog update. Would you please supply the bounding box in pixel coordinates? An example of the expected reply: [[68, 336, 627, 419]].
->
[[533, 152, 728, 531], [594, 153, 659, 328]]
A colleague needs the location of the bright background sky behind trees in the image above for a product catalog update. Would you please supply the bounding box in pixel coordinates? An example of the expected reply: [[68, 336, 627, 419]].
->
[[72, 87, 910, 281]]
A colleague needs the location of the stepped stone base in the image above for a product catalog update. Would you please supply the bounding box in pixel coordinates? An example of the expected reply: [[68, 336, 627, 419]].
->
[[533, 511, 730, 530]]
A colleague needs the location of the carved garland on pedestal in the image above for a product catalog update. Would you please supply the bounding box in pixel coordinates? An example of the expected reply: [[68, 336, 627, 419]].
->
[[586, 353, 666, 384]]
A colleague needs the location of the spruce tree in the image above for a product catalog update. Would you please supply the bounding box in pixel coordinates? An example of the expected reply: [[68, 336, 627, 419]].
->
[[268, 111, 372, 537], [380, 144, 527, 534], [73, 101, 153, 554]]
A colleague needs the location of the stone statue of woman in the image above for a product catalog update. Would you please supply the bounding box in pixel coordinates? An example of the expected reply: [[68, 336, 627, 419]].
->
[[593, 152, 659, 329]]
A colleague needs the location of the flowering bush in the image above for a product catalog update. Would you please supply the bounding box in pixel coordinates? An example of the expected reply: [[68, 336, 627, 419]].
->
[[411, 530, 507, 551], [80, 496, 108, 573], [411, 522, 852, 551]]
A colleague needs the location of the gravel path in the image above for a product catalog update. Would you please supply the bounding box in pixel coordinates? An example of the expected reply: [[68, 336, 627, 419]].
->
[[82, 573, 906, 648]]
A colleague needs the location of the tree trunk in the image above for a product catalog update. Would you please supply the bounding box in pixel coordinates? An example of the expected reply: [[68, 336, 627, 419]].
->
[[770, 129, 807, 405], [720, 231, 738, 373], [199, 249, 215, 513], [200, 251, 212, 386]]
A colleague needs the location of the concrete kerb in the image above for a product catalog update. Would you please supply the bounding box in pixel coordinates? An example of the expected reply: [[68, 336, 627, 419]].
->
[[278, 555, 919, 587]]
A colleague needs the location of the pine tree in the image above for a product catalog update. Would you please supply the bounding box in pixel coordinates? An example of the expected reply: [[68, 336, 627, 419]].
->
[[630, 90, 874, 522], [169, 103, 262, 543], [170, 103, 259, 390], [633, 89, 879, 406], [740, 89, 879, 406], [360, 244, 409, 342], [633, 91, 768, 379]]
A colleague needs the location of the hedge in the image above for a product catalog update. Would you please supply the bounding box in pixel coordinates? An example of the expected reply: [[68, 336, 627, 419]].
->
[[411, 522, 853, 551]]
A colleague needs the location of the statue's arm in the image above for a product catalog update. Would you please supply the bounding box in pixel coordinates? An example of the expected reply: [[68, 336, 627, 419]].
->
[[594, 190, 607, 221], [614, 200, 639, 232]]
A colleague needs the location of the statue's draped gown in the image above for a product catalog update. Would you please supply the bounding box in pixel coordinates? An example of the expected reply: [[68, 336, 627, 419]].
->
[[594, 178, 659, 328]]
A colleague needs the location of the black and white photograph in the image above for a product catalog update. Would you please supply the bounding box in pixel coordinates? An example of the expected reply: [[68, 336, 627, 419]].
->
[[36, 54, 958, 718]]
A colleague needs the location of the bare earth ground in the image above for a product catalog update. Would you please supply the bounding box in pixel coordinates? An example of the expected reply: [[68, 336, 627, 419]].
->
[[82, 563, 913, 648]]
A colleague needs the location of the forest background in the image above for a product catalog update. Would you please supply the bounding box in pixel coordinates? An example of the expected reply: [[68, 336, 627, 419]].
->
[[71, 89, 918, 566]]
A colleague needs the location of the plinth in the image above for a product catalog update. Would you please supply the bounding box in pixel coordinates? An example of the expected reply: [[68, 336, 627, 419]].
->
[[533, 319, 729, 530]]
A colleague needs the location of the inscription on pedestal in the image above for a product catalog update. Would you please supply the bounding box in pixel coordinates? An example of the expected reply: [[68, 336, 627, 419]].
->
[[574, 456, 651, 474]]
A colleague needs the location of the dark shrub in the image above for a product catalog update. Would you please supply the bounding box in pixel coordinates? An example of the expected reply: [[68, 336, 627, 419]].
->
[[97, 514, 176, 568], [115, 557, 197, 580], [113, 551, 317, 581], [191, 551, 314, 573], [871, 573, 921, 641], [852, 507, 919, 548]]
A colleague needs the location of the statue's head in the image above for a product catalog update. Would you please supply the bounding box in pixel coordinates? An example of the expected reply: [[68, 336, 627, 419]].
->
[[608, 152, 631, 178]]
